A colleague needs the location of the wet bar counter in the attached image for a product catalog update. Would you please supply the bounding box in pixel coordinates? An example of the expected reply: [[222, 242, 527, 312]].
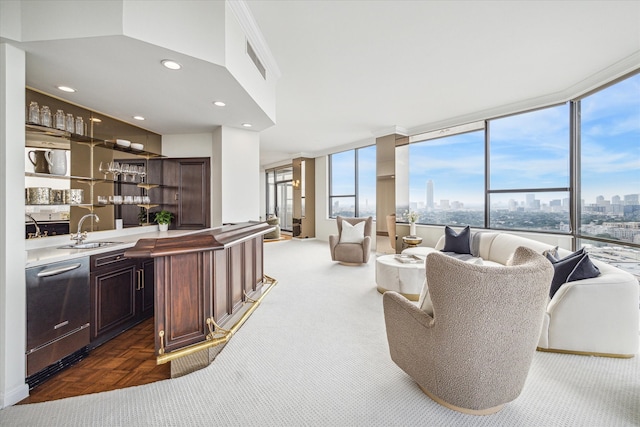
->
[[124, 222, 273, 358]]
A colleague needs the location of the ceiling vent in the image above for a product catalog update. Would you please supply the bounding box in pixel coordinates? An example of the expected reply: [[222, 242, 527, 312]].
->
[[247, 41, 266, 80]]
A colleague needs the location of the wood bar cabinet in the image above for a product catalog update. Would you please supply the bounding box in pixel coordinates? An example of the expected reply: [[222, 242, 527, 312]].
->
[[125, 222, 272, 362]]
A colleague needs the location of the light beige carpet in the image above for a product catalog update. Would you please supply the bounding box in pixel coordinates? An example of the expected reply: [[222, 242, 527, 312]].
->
[[1, 239, 638, 426]]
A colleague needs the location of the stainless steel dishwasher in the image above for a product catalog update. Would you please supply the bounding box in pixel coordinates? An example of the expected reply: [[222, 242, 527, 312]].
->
[[25, 257, 90, 381]]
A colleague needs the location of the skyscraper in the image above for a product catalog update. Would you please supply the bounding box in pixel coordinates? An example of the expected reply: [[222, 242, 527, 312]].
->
[[426, 180, 434, 210]]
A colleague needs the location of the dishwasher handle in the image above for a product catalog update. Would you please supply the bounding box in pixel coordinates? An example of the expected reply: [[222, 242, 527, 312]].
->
[[37, 263, 83, 278]]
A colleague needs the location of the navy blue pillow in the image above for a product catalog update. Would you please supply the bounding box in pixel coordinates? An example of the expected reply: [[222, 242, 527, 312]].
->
[[441, 225, 471, 255], [545, 247, 583, 263], [548, 249, 600, 298]]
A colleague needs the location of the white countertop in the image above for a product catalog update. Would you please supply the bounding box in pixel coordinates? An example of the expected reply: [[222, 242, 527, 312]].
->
[[25, 226, 213, 268]]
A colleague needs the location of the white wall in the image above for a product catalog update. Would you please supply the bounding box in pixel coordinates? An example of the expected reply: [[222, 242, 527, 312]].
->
[[224, 2, 276, 123], [219, 126, 260, 223], [0, 1, 22, 41], [0, 43, 29, 407], [19, 0, 123, 41], [123, 0, 225, 65]]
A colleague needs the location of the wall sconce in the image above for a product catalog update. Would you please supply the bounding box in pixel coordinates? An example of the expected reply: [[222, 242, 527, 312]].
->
[[292, 179, 300, 188]]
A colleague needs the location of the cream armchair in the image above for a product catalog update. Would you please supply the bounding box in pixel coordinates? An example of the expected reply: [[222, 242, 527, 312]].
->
[[329, 216, 373, 264], [383, 246, 554, 415]]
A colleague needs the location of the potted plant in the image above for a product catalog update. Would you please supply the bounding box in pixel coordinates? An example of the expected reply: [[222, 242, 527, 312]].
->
[[154, 210, 174, 231], [138, 207, 150, 226]]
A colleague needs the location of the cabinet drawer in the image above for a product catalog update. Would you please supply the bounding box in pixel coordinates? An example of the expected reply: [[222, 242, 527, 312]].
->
[[91, 249, 132, 270]]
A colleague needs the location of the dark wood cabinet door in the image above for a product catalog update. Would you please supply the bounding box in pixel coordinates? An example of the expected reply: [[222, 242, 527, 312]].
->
[[161, 158, 210, 230], [90, 263, 137, 340], [90, 250, 155, 347], [138, 258, 155, 318], [154, 252, 211, 354]]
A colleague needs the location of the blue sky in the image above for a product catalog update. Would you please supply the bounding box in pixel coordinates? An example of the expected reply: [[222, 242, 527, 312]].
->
[[332, 73, 639, 209], [580, 73, 640, 203]]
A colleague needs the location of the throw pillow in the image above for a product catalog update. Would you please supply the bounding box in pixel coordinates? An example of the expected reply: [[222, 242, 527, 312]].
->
[[548, 249, 600, 298], [441, 225, 471, 254], [543, 246, 560, 261], [340, 220, 365, 244]]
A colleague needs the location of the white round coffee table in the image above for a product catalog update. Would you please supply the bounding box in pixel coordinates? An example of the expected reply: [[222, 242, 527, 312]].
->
[[375, 254, 425, 301]]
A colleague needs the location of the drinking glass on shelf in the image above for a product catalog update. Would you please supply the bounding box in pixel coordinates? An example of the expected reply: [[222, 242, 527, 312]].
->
[[142, 195, 151, 204], [124, 195, 133, 204], [99, 162, 109, 179], [65, 113, 75, 133], [108, 195, 114, 204], [121, 164, 130, 182], [127, 165, 138, 182], [28, 102, 40, 124], [40, 106, 52, 127], [109, 162, 121, 180], [113, 195, 123, 205], [55, 110, 65, 130], [133, 196, 142, 204], [75, 116, 84, 136], [138, 166, 147, 182]]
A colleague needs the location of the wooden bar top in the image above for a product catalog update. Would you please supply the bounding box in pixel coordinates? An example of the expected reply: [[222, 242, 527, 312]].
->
[[124, 222, 273, 258]]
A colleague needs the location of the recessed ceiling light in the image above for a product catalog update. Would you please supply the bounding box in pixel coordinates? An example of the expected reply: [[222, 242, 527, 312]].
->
[[133, 116, 145, 121], [242, 123, 252, 128], [161, 59, 182, 70], [57, 86, 76, 93], [213, 101, 226, 107]]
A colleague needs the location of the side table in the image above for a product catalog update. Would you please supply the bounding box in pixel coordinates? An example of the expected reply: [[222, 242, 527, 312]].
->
[[402, 235, 423, 248], [375, 254, 425, 301]]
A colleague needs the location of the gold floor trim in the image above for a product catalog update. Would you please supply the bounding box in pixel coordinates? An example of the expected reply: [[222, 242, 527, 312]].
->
[[418, 384, 505, 416], [156, 275, 278, 365], [536, 346, 635, 359], [376, 286, 420, 302]]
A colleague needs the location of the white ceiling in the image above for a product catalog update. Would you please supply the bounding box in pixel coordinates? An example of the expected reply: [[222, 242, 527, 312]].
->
[[10, 1, 640, 167]]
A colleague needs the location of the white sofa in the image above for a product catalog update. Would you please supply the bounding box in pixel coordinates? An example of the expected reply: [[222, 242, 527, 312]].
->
[[403, 231, 639, 358]]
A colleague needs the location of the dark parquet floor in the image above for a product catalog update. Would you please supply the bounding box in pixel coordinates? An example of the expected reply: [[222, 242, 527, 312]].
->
[[19, 317, 170, 404], [20, 233, 292, 405]]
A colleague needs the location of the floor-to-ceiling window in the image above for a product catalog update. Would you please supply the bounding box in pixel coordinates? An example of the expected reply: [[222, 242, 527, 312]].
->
[[265, 166, 293, 231], [577, 73, 640, 277], [488, 103, 571, 232], [325, 71, 639, 279], [329, 145, 376, 218], [406, 124, 485, 226]]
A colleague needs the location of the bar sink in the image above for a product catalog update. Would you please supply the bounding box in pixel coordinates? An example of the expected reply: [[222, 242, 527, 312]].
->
[[58, 241, 123, 249]]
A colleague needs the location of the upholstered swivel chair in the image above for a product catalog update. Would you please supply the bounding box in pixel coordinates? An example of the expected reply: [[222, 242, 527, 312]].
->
[[383, 246, 554, 415], [329, 216, 373, 264], [264, 215, 281, 240]]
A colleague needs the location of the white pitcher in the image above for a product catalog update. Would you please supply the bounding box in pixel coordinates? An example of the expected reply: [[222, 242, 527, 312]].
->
[[45, 149, 67, 175]]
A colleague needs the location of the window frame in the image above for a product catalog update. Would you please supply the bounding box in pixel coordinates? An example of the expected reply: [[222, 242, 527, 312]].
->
[[328, 145, 376, 218], [486, 102, 572, 235]]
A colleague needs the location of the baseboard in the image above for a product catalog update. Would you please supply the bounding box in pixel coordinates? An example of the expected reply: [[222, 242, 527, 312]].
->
[[0, 382, 29, 408]]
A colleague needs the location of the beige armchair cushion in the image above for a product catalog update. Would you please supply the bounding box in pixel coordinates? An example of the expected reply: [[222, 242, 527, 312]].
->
[[383, 246, 554, 414], [329, 216, 373, 264]]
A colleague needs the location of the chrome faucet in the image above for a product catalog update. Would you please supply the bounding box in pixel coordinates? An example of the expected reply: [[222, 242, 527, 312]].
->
[[71, 213, 100, 245], [25, 214, 45, 238]]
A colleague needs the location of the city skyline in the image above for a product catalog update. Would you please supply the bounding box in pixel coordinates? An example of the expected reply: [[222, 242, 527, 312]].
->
[[331, 73, 638, 216]]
